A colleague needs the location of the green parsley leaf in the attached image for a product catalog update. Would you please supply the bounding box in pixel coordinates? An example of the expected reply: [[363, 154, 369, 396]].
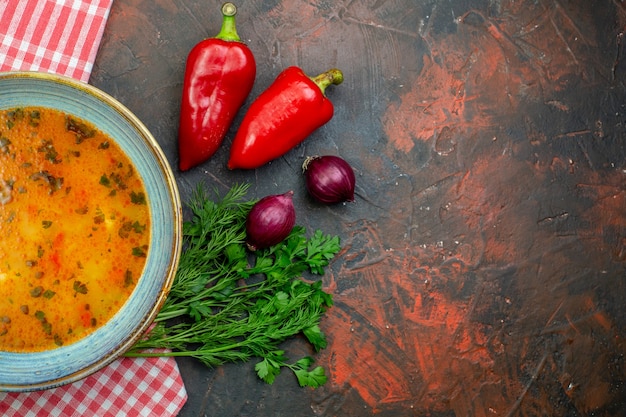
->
[[73, 281, 88, 295], [302, 324, 328, 351], [100, 174, 111, 187], [255, 351, 287, 385], [42, 289, 56, 299], [132, 246, 147, 257], [130, 191, 146, 205], [291, 357, 328, 388]]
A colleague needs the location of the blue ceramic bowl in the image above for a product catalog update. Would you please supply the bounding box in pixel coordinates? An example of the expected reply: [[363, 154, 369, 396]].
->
[[0, 72, 183, 392]]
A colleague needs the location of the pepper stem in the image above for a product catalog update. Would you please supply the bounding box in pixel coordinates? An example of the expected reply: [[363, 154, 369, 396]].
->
[[215, 3, 241, 42], [310, 69, 344, 95]]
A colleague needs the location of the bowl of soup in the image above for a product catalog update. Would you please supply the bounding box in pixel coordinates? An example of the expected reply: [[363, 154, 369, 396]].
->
[[0, 72, 182, 391]]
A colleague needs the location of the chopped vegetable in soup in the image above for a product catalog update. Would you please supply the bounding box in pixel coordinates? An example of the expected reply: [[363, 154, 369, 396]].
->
[[0, 107, 150, 352]]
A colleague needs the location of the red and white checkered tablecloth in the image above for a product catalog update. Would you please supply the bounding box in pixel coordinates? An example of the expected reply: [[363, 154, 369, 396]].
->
[[0, 0, 111, 82], [0, 357, 187, 417], [0, 1, 188, 415]]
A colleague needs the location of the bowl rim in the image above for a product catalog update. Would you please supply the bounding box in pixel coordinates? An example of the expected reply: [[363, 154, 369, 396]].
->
[[0, 71, 183, 392]]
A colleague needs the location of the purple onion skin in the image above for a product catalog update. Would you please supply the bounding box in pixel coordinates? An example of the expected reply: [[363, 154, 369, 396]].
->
[[303, 155, 356, 204], [245, 191, 296, 251]]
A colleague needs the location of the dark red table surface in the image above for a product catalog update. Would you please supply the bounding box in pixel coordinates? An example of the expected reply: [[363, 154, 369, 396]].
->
[[91, 1, 626, 416]]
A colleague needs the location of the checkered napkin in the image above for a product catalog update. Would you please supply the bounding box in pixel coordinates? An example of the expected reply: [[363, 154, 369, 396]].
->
[[0, 0, 111, 82], [0, 357, 187, 417], [0, 1, 188, 415]]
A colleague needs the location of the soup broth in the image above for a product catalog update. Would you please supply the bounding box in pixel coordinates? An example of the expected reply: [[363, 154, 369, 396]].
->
[[0, 106, 150, 352]]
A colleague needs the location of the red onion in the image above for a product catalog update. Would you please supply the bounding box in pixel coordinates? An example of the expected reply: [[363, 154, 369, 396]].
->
[[245, 191, 296, 251], [302, 155, 355, 204]]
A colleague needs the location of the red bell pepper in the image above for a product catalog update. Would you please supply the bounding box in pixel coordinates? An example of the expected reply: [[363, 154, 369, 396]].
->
[[178, 2, 256, 171], [227, 66, 343, 170]]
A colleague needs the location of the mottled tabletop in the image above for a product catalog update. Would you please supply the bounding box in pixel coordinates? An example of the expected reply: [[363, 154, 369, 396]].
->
[[91, 1, 626, 416]]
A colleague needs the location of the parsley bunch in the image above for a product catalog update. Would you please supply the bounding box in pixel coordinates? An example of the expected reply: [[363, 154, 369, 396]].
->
[[125, 184, 340, 388]]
